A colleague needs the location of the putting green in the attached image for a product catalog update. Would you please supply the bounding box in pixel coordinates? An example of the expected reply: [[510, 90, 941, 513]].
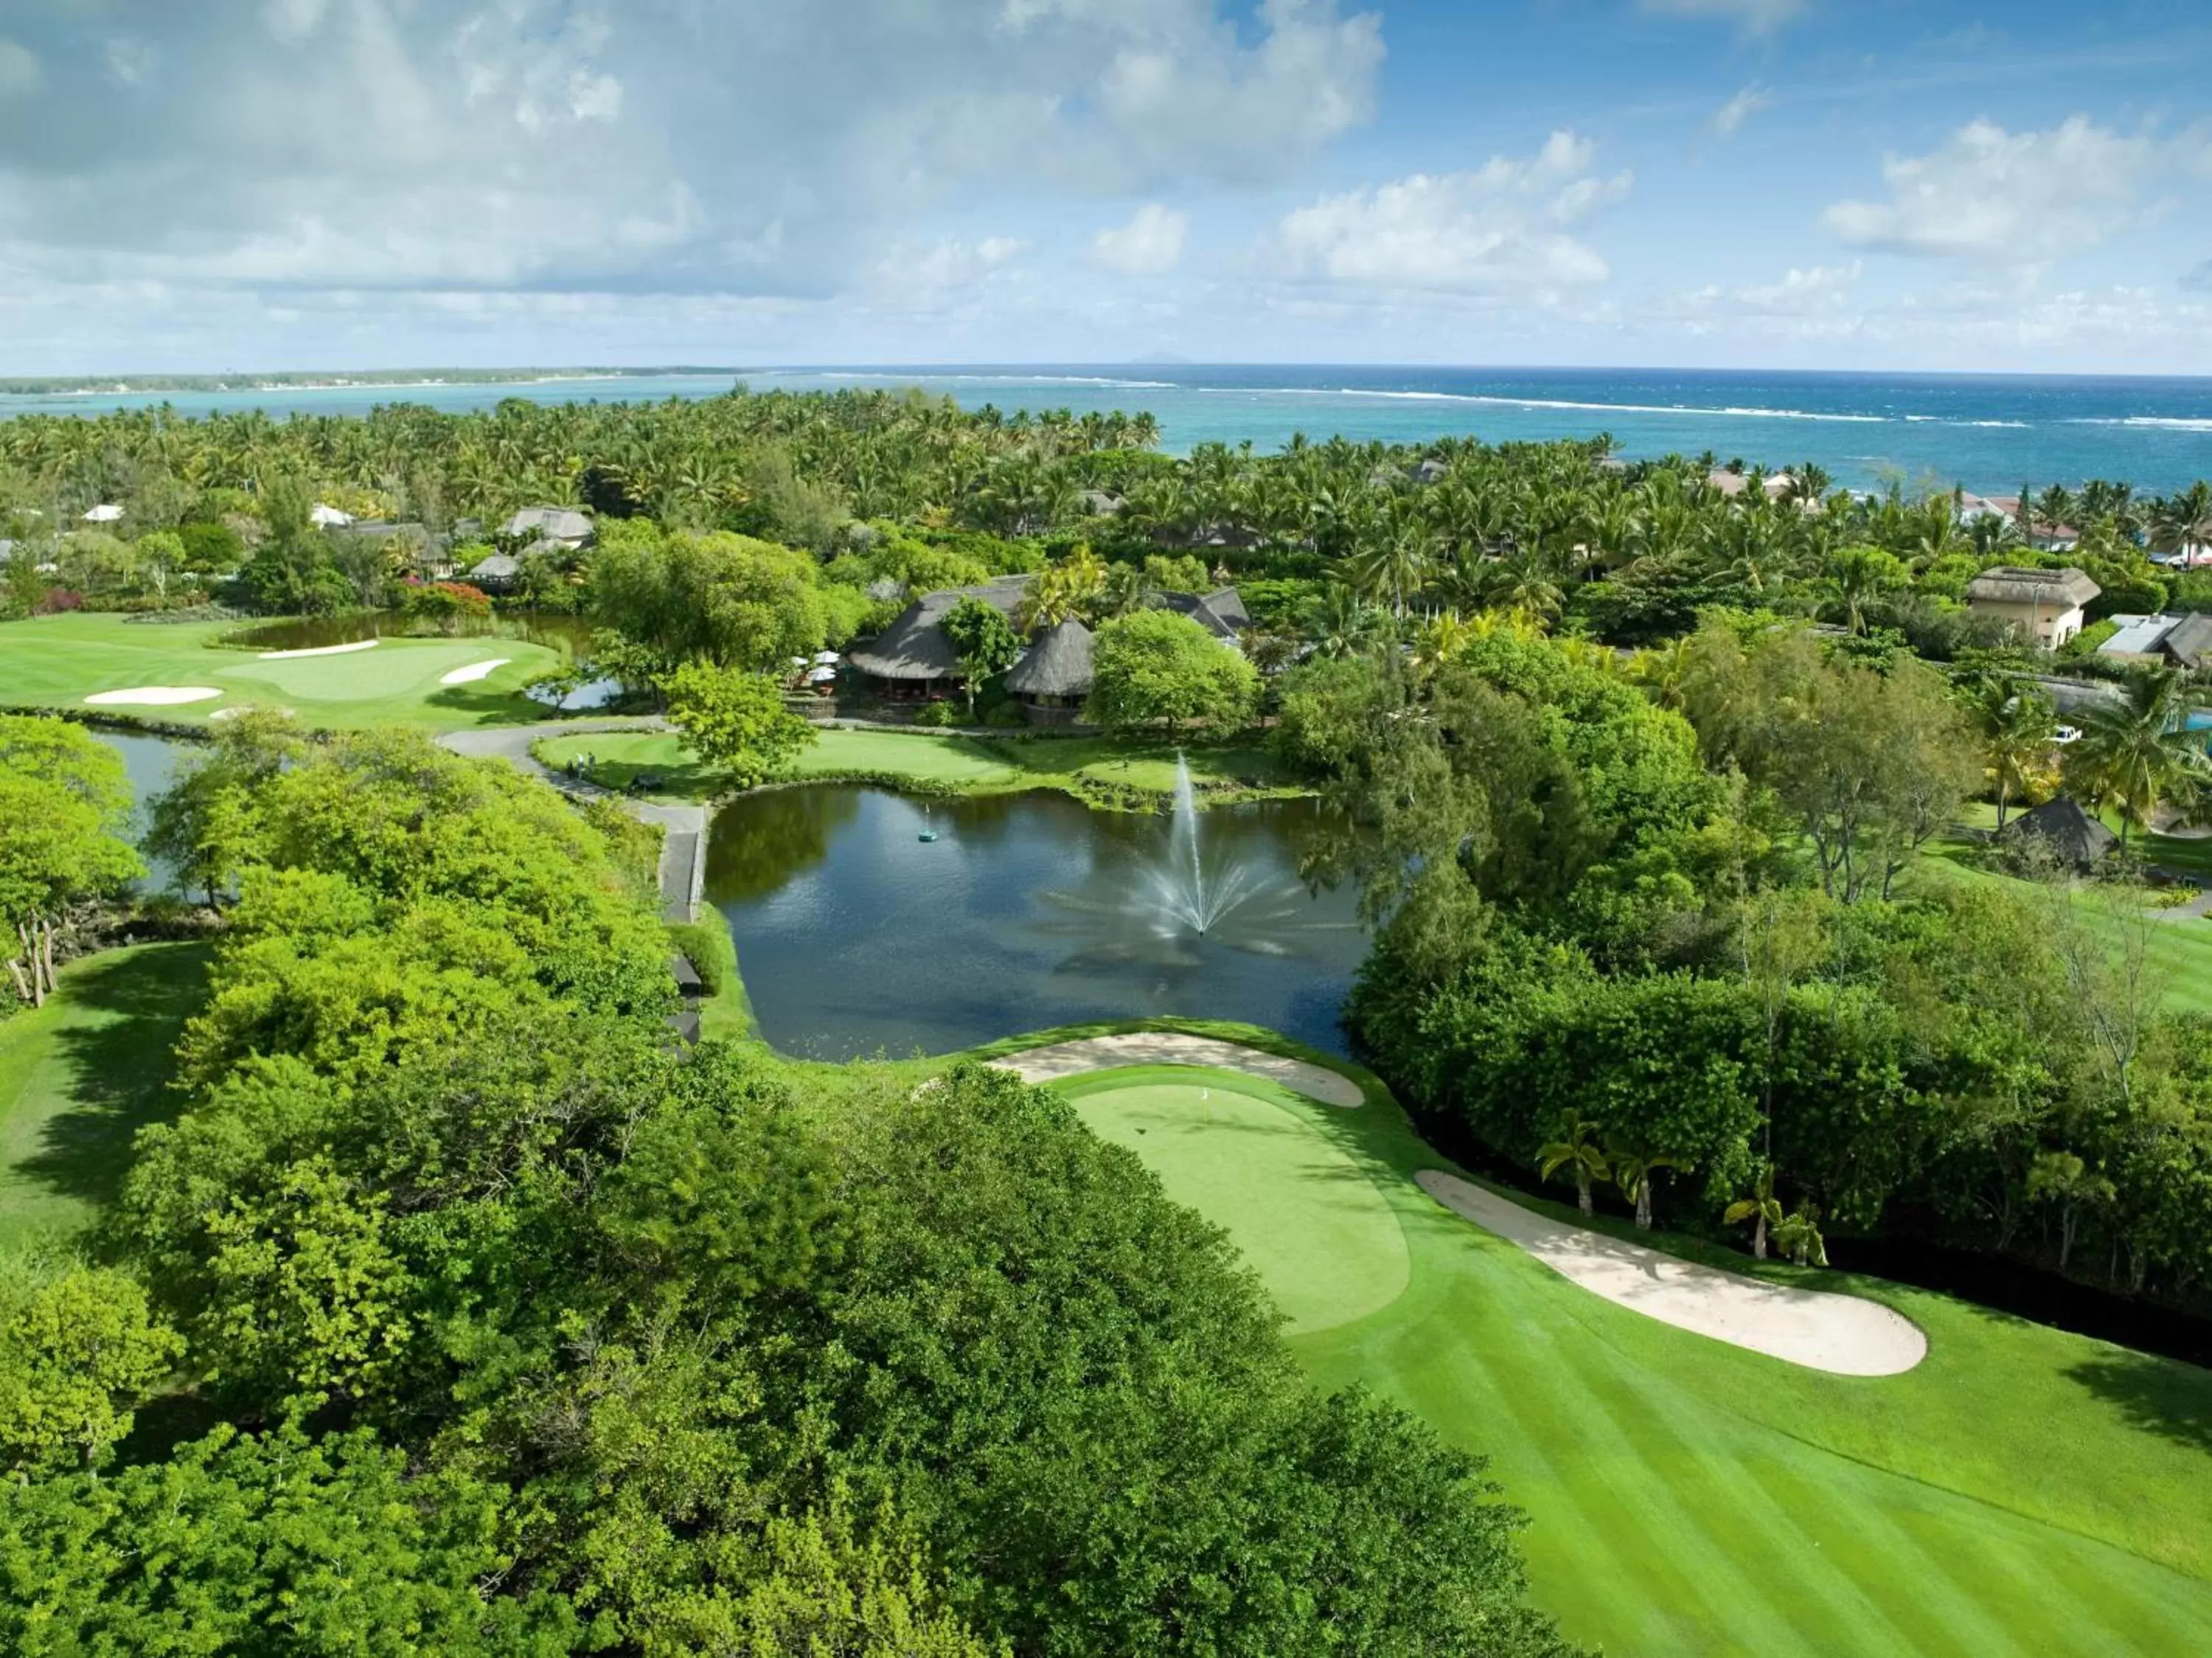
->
[[1070, 1078, 1408, 1334], [1051, 1057, 2212, 1657], [0, 613, 568, 730]]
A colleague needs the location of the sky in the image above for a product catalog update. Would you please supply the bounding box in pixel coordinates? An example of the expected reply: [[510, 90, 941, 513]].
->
[[4, 0, 2212, 375]]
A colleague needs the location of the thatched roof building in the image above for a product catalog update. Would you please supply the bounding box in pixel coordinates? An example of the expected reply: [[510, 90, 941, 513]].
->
[[501, 506, 596, 547], [2000, 796, 2117, 866], [1964, 566, 2100, 609], [1005, 619, 1094, 706], [846, 575, 1033, 684]]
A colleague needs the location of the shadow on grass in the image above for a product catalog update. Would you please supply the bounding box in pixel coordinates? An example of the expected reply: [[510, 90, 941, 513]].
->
[[17, 944, 209, 1218], [423, 684, 569, 728], [2065, 1347, 2212, 1457]]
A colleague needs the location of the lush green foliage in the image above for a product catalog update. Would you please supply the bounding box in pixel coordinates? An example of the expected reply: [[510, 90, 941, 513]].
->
[[1085, 609, 1262, 732], [0, 716, 142, 1003], [661, 661, 817, 788], [0, 739, 1573, 1655]]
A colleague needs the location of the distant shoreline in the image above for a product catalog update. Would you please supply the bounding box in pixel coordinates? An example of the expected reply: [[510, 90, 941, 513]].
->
[[0, 368, 746, 397]]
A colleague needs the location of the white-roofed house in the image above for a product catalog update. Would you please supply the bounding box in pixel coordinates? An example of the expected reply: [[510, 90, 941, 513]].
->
[[81, 503, 123, 524]]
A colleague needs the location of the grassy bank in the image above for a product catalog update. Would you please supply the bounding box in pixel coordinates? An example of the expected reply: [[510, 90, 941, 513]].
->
[[532, 725, 1307, 808], [0, 943, 210, 1249], [1018, 1024, 2212, 1656], [0, 612, 568, 730]]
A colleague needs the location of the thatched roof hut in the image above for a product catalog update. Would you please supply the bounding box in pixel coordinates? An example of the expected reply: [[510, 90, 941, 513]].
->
[[2000, 796, 2117, 866], [1964, 566, 2100, 610], [846, 575, 1033, 684], [1006, 619, 1094, 704]]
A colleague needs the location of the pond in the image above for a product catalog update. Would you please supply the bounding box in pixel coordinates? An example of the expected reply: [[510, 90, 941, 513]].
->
[[91, 729, 189, 895], [705, 785, 1370, 1061]]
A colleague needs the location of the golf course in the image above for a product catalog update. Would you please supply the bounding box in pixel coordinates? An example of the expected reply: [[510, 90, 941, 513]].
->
[[1048, 1049, 2212, 1658], [0, 611, 568, 729]]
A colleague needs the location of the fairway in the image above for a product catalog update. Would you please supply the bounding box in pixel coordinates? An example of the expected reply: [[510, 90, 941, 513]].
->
[[1053, 1059, 2212, 1657], [0, 612, 569, 730], [0, 943, 209, 1249]]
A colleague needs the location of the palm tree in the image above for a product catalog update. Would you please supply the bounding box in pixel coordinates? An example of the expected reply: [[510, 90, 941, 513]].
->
[[2064, 667, 2212, 846], [1771, 1200, 1829, 1268], [1970, 681, 2058, 829], [1607, 1145, 1680, 1231], [1539, 1112, 1610, 1218], [1725, 1165, 1784, 1260], [1818, 544, 1907, 635]]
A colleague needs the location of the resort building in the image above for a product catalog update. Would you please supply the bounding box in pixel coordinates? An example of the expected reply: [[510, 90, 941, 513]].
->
[[500, 506, 597, 550], [1999, 797, 2116, 868], [847, 573, 1248, 720], [846, 575, 1034, 695], [1963, 566, 2100, 648], [1004, 619, 1095, 723], [1970, 496, 2081, 552], [2095, 612, 2212, 672]]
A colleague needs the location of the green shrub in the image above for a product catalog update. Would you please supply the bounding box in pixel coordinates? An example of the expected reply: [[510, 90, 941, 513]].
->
[[983, 700, 1029, 729], [912, 701, 967, 729], [666, 920, 726, 994]]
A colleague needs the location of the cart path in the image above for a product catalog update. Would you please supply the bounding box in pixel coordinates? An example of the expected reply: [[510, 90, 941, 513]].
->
[[439, 720, 703, 920]]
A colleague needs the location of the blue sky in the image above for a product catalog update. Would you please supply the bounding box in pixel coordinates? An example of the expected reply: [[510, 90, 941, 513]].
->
[[3, 0, 2210, 372]]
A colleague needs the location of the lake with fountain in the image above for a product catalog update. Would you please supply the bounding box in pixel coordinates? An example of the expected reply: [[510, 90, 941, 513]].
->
[[704, 777, 1367, 1060]]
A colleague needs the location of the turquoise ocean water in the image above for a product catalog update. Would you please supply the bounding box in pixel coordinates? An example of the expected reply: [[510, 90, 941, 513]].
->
[[10, 364, 2212, 494]]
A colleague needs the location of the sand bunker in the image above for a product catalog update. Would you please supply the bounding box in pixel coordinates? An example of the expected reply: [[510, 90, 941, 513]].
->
[[439, 658, 512, 685], [993, 1034, 1364, 1108], [1416, 1171, 1926, 1376], [83, 686, 223, 707], [257, 639, 380, 659]]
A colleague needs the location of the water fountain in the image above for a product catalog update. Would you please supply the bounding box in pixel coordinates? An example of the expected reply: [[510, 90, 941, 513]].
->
[[1144, 754, 1259, 937]]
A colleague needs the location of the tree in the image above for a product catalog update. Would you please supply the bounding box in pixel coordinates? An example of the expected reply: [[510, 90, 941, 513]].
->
[[1607, 1145, 1680, 1231], [142, 708, 305, 909], [1971, 680, 2057, 829], [661, 660, 818, 789], [2027, 1151, 2114, 1273], [0, 716, 142, 1005], [1770, 1200, 1829, 1267], [591, 521, 835, 671], [939, 597, 1020, 716], [2064, 667, 2211, 846], [1539, 1111, 1610, 1218], [0, 1258, 180, 1474], [1725, 1165, 1784, 1260], [1085, 609, 1261, 733]]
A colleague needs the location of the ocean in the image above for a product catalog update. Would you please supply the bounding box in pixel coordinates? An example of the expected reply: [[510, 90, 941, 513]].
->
[[10, 364, 2212, 496]]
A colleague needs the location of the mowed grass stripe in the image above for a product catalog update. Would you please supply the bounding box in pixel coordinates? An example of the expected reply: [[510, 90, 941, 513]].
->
[[1445, 1239, 1891, 1656], [1055, 1054, 2212, 1656]]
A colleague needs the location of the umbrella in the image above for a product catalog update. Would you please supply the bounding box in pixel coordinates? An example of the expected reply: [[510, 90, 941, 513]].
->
[[806, 667, 838, 684], [813, 651, 841, 665], [789, 656, 808, 667]]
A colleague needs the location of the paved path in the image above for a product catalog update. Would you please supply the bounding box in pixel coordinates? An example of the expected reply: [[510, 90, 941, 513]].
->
[[992, 1034, 1365, 1107], [439, 721, 706, 921], [1416, 1171, 1928, 1376]]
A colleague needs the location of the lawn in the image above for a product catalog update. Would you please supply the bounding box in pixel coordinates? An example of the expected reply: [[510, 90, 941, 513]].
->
[[0, 611, 570, 730], [1913, 831, 2212, 1014], [532, 724, 1304, 807], [1049, 1047, 2212, 1657], [0, 943, 209, 1250]]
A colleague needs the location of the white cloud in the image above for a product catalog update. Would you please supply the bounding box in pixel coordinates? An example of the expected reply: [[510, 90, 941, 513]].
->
[[0, 0, 1383, 311], [1824, 117, 2212, 266], [0, 39, 39, 98], [1092, 204, 1189, 275], [1733, 261, 1861, 313], [1639, 0, 1806, 35], [1272, 131, 1630, 294], [1711, 84, 1771, 139]]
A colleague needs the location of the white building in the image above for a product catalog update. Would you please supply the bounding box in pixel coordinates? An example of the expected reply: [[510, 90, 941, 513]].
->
[[1963, 566, 2101, 648]]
